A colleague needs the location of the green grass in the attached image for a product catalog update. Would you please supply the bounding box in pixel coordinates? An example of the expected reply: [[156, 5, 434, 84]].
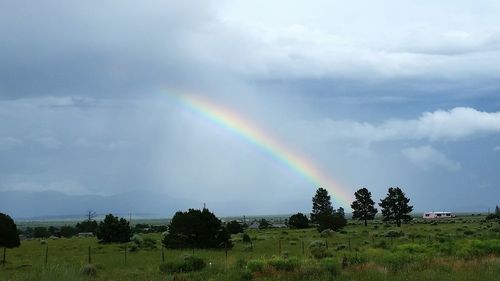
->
[[1, 215, 499, 280]]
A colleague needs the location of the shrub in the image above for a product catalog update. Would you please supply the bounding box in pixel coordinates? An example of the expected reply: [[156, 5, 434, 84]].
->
[[81, 264, 97, 276], [299, 261, 325, 279], [159, 255, 206, 273], [309, 240, 331, 259], [247, 259, 266, 273], [463, 230, 475, 235], [396, 243, 427, 254], [240, 269, 253, 281], [322, 257, 340, 276], [242, 233, 252, 243], [320, 229, 334, 237], [267, 257, 300, 272], [385, 230, 404, 238]]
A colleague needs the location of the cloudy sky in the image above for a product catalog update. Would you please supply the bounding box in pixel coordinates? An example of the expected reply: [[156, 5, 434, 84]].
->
[[1, 0, 500, 218]]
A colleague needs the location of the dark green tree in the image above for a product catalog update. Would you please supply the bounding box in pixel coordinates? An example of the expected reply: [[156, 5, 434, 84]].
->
[[379, 187, 414, 227], [33, 227, 50, 238], [258, 219, 271, 229], [311, 188, 346, 231], [59, 225, 77, 238], [351, 188, 378, 226], [76, 220, 98, 234], [496, 205, 500, 216], [288, 213, 309, 229], [162, 208, 232, 249], [226, 220, 244, 234], [0, 213, 20, 266], [95, 214, 131, 243]]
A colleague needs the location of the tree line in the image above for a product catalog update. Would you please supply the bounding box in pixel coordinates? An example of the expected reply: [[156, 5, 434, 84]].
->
[[2, 185, 494, 259]]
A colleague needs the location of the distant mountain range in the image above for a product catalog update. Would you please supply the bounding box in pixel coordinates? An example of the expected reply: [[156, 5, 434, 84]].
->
[[0, 190, 194, 220]]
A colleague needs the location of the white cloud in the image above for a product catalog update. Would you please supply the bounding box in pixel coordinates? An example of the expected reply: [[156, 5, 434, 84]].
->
[[299, 107, 500, 144], [401, 146, 461, 172], [1, 180, 108, 196], [37, 137, 62, 149], [0, 137, 23, 150]]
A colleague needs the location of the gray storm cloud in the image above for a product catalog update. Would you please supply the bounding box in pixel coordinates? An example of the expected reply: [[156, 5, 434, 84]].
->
[[1, 1, 500, 217]]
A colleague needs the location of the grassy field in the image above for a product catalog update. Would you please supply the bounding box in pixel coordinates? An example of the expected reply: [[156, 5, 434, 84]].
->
[[1, 215, 499, 281]]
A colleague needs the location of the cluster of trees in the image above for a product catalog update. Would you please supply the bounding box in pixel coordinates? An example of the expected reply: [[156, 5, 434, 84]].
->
[[286, 186, 413, 231], [351, 186, 413, 227]]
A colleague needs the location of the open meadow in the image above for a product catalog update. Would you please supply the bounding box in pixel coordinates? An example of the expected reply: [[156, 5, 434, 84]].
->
[[1, 215, 499, 281]]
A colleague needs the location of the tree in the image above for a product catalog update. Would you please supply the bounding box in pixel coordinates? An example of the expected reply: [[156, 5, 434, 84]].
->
[[59, 225, 77, 238], [311, 188, 346, 231], [33, 227, 50, 238], [496, 205, 500, 216], [95, 214, 131, 243], [226, 220, 244, 234], [258, 219, 271, 229], [0, 213, 20, 266], [288, 213, 309, 229], [76, 220, 98, 234], [162, 208, 232, 249], [351, 188, 378, 226], [379, 187, 414, 227]]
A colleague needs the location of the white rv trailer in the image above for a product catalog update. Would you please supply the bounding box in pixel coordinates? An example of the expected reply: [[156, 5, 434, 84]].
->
[[423, 211, 454, 219]]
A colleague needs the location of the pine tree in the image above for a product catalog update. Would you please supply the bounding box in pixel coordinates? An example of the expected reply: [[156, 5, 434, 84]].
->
[[379, 187, 413, 227], [351, 188, 378, 226], [311, 188, 346, 231]]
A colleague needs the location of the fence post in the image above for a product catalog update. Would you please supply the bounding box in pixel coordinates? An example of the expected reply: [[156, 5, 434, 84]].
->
[[278, 239, 282, 256], [88, 246, 92, 264], [224, 242, 228, 270], [301, 240, 305, 257], [124, 244, 127, 265], [348, 238, 351, 251], [45, 245, 48, 267], [2, 248, 6, 266], [325, 239, 329, 250], [161, 246, 165, 263]]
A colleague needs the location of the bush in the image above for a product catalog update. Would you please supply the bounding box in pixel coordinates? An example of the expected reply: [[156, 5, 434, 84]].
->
[[322, 257, 340, 276], [81, 264, 97, 276], [299, 261, 325, 279], [320, 229, 334, 237], [242, 233, 252, 243], [309, 240, 331, 259], [159, 255, 206, 273], [385, 230, 404, 238], [267, 257, 300, 272], [247, 259, 266, 273]]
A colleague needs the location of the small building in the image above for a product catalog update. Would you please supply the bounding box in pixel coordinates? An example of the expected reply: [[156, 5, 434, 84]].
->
[[77, 232, 94, 237], [423, 211, 454, 219]]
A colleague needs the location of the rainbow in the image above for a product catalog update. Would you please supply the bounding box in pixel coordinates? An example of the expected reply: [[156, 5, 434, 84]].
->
[[169, 92, 352, 207]]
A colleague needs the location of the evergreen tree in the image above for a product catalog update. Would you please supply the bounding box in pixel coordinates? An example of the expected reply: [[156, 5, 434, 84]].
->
[[379, 187, 413, 227], [163, 208, 232, 249], [496, 205, 500, 216], [311, 188, 346, 231], [0, 213, 20, 266], [288, 213, 309, 229], [95, 214, 131, 243], [226, 220, 244, 234], [351, 188, 378, 226]]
